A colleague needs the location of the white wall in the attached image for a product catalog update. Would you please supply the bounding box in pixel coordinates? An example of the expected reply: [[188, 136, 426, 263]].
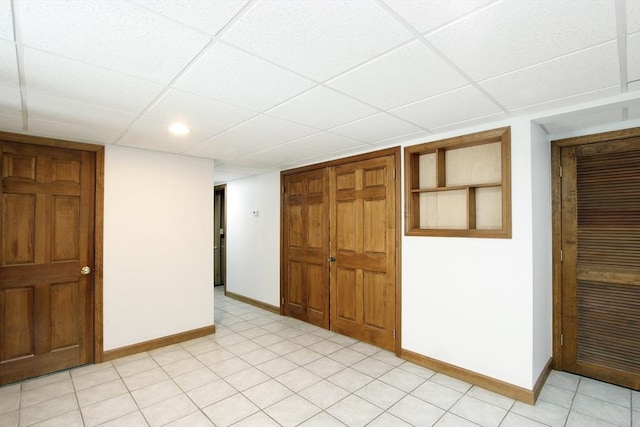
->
[[103, 145, 215, 351], [225, 171, 281, 306], [531, 122, 553, 382], [402, 118, 536, 389]]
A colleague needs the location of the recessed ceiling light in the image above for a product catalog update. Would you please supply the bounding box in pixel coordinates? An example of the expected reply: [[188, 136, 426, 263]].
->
[[169, 123, 190, 136]]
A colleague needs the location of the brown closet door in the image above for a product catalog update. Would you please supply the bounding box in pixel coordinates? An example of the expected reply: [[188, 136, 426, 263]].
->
[[282, 169, 329, 328], [0, 142, 95, 385], [329, 155, 396, 351], [561, 138, 640, 390]]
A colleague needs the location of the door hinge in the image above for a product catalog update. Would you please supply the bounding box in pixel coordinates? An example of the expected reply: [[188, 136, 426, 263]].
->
[[560, 334, 564, 346], [560, 250, 563, 262], [281, 297, 284, 305], [393, 329, 396, 339], [393, 169, 396, 179], [282, 185, 285, 193], [559, 165, 563, 178]]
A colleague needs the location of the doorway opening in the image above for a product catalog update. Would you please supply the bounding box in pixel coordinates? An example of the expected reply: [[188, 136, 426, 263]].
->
[[214, 184, 227, 290]]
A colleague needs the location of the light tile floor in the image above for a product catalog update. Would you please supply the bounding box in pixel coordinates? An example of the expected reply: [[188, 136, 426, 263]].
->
[[1, 286, 639, 427]]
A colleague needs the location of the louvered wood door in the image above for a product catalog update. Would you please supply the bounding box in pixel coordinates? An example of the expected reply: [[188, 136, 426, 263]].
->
[[0, 142, 95, 385], [282, 169, 329, 328], [560, 138, 640, 390], [329, 155, 396, 351]]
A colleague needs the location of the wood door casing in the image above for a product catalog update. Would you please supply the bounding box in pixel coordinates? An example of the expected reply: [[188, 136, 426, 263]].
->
[[282, 168, 329, 328], [329, 155, 396, 351], [0, 141, 95, 385], [555, 130, 640, 390]]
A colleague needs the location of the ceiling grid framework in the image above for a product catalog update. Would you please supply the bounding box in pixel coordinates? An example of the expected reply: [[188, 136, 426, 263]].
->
[[0, 0, 638, 182]]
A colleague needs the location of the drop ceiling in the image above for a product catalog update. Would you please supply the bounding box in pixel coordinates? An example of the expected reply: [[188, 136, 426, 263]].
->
[[0, 0, 638, 182]]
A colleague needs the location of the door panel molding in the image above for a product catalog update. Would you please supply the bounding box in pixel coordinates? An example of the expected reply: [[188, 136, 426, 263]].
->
[[0, 131, 104, 381], [281, 147, 402, 354]]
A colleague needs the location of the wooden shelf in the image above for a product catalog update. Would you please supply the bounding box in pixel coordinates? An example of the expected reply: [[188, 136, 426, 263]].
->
[[404, 127, 512, 238]]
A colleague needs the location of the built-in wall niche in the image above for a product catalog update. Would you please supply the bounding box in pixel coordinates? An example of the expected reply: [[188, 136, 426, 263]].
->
[[404, 127, 511, 238]]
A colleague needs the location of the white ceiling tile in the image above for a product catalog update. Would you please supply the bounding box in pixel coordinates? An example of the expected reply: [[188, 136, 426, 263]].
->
[[222, 0, 413, 81], [427, 0, 617, 80], [383, 0, 492, 34], [0, 39, 19, 87], [430, 112, 508, 133], [18, 0, 210, 83], [242, 145, 319, 168], [185, 135, 258, 161], [286, 132, 370, 154], [627, 0, 640, 34], [0, 85, 21, 115], [0, 0, 14, 40], [507, 86, 621, 117], [0, 114, 22, 131], [0, 85, 22, 131], [117, 116, 218, 153], [147, 89, 257, 132], [330, 113, 422, 143], [27, 92, 137, 144], [223, 114, 319, 150], [327, 41, 468, 110], [129, 0, 248, 36], [175, 43, 314, 112], [24, 48, 164, 113], [627, 32, 640, 83], [372, 130, 431, 147], [480, 42, 620, 110], [391, 85, 502, 130], [267, 86, 378, 130]]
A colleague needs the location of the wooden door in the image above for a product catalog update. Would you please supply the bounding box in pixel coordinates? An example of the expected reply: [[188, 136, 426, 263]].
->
[[329, 155, 396, 351], [559, 136, 640, 390], [282, 168, 329, 328], [0, 142, 95, 385]]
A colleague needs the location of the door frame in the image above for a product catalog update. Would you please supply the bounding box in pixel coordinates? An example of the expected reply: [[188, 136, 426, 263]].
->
[[551, 126, 640, 371], [0, 131, 105, 364], [214, 184, 227, 291], [280, 146, 402, 355]]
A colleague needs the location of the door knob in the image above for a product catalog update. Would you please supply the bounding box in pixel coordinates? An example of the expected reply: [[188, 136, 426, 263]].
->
[[81, 266, 91, 275], [328, 256, 336, 262]]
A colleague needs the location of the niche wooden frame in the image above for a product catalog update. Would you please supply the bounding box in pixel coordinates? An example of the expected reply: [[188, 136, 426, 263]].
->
[[404, 127, 512, 238]]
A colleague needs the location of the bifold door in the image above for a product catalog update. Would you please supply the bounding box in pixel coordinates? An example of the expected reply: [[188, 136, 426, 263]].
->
[[282, 151, 398, 351]]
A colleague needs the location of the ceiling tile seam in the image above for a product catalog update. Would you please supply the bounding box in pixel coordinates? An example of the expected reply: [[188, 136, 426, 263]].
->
[[373, 0, 511, 117], [285, 130, 375, 148], [126, 0, 260, 40], [419, 0, 503, 37], [615, 0, 628, 92], [476, 39, 622, 86], [111, 0, 262, 147], [10, 0, 28, 131], [111, 38, 221, 146]]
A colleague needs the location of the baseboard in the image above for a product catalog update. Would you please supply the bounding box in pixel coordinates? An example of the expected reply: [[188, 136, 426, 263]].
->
[[102, 325, 215, 362], [533, 357, 554, 402], [224, 290, 280, 314], [401, 349, 552, 405]]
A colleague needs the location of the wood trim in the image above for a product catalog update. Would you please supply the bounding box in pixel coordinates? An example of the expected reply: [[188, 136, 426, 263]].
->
[[404, 126, 511, 238], [550, 126, 640, 370], [102, 325, 215, 362], [0, 131, 105, 365], [393, 149, 402, 356], [401, 348, 552, 404], [225, 290, 281, 314]]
